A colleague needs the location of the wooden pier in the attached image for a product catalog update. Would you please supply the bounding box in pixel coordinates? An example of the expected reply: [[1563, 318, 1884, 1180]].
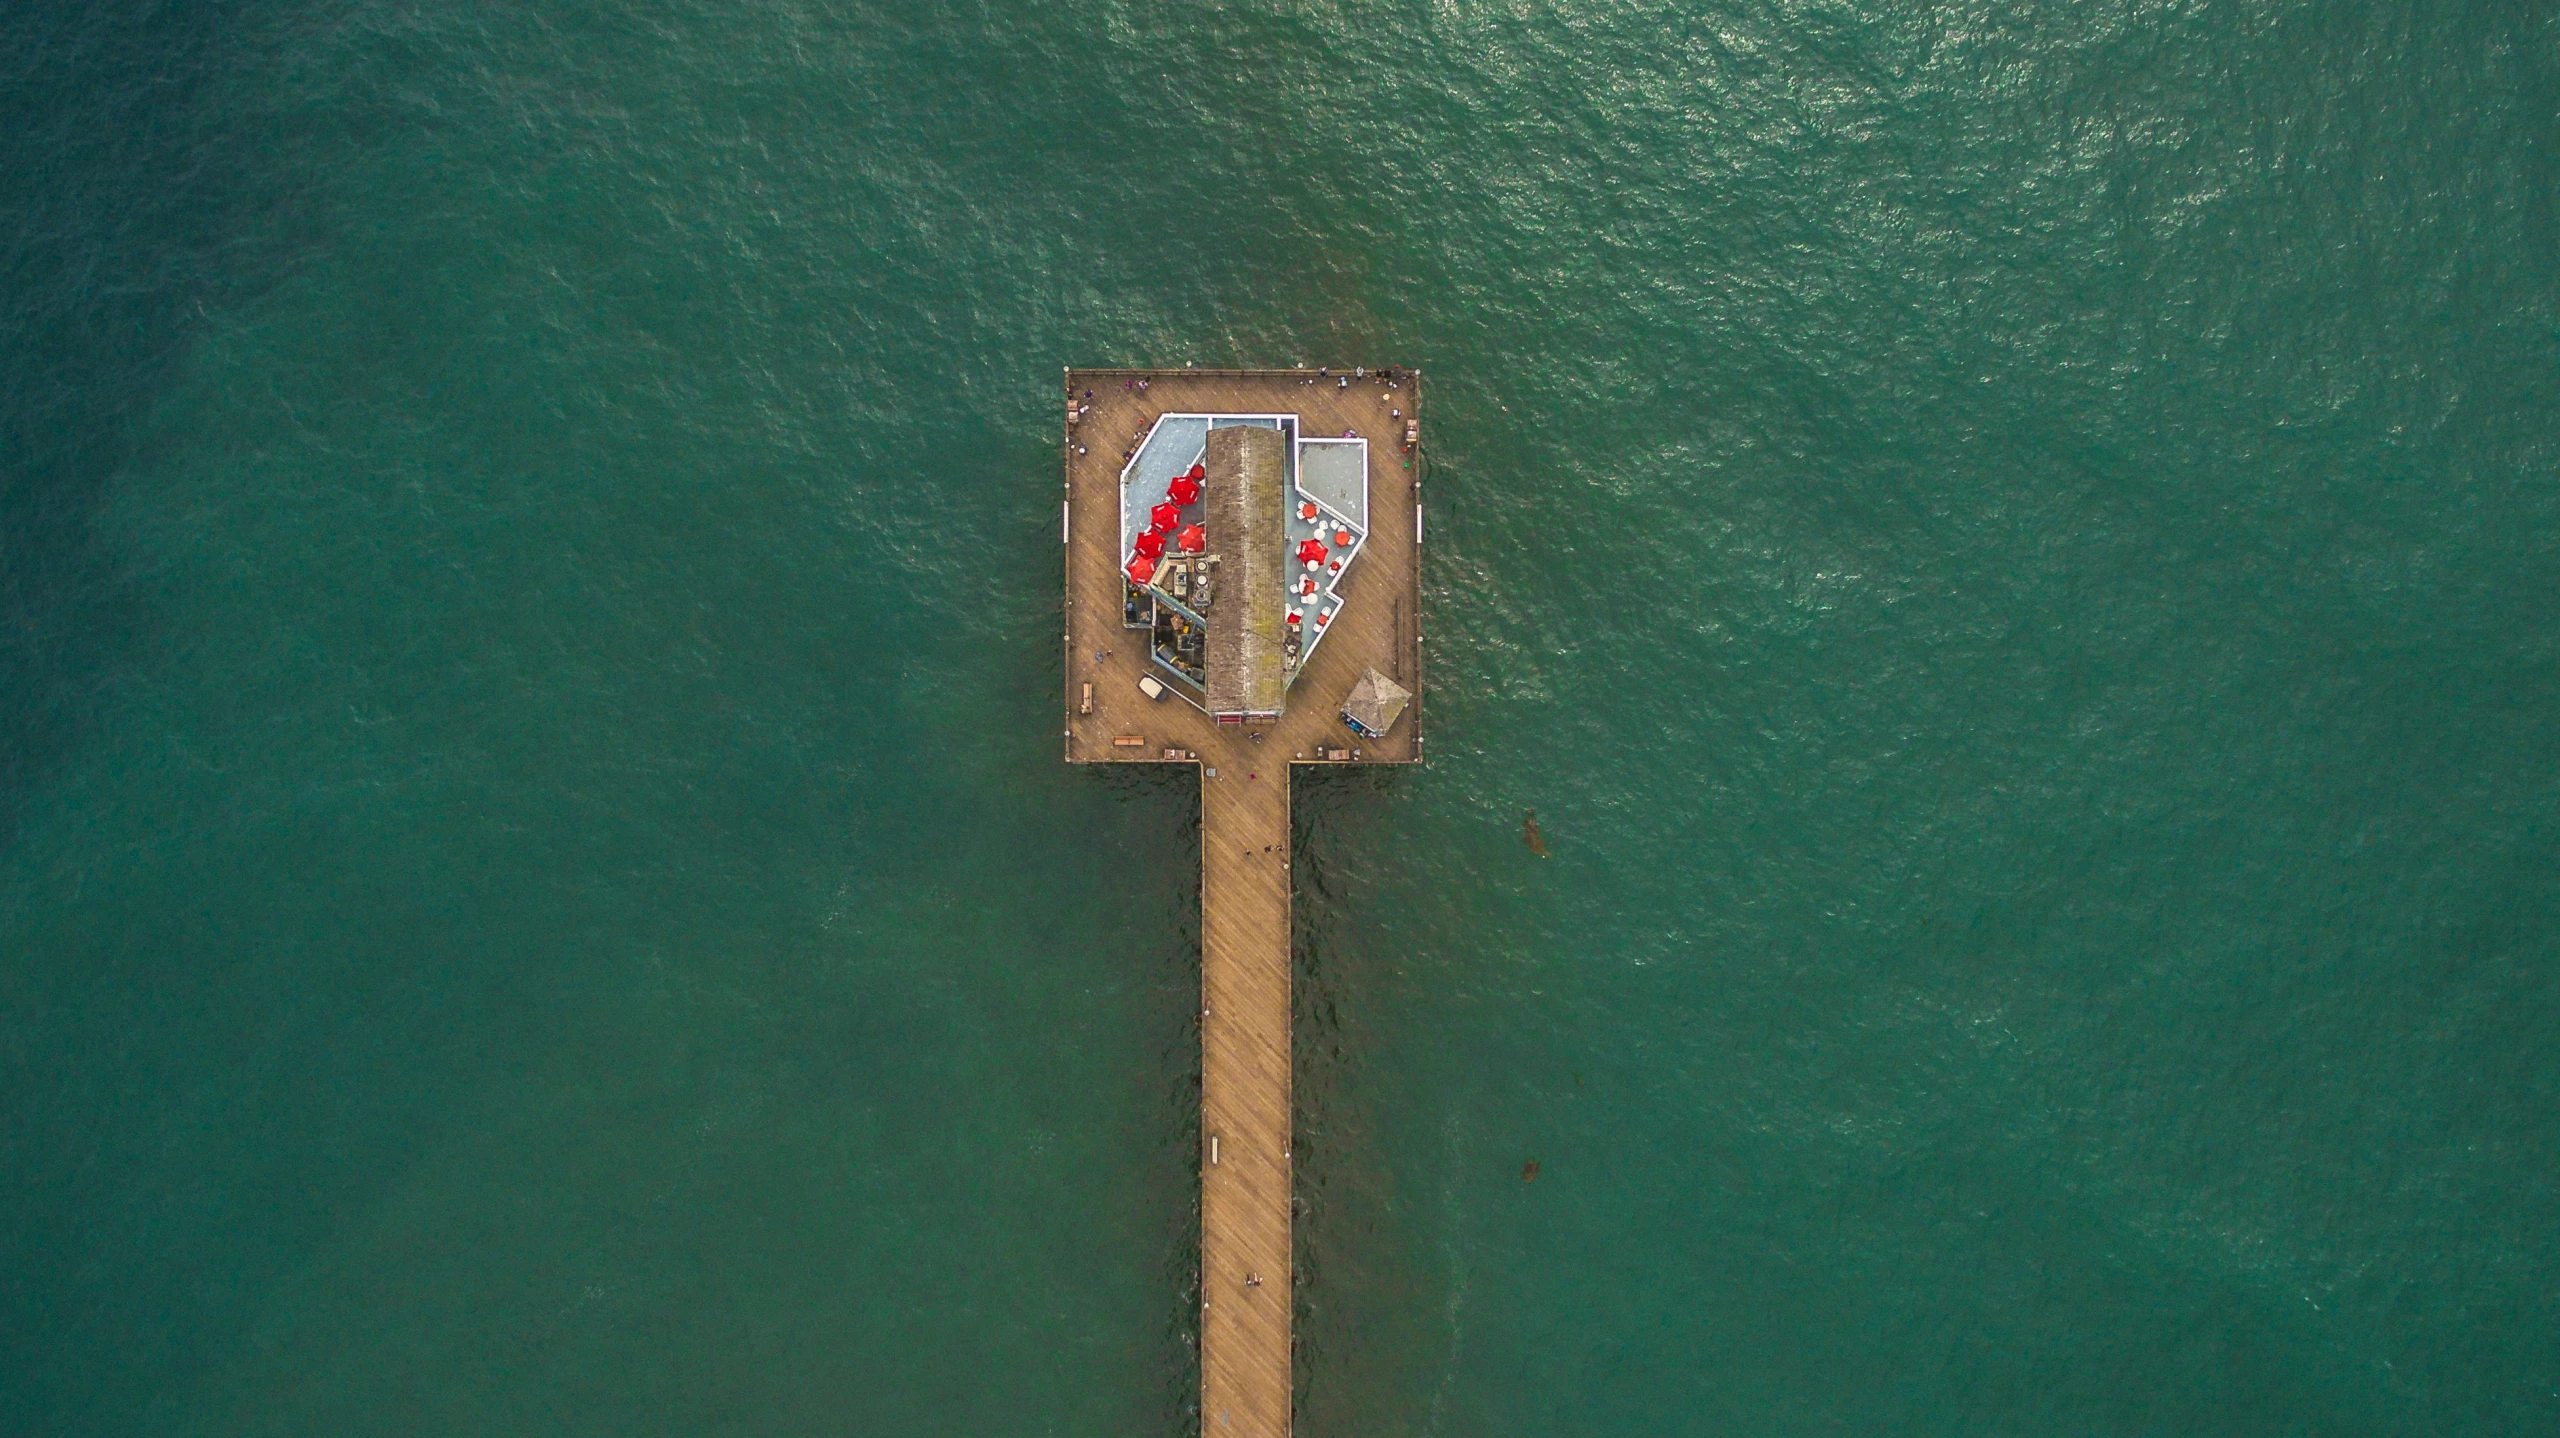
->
[[1062, 368, 1423, 1438]]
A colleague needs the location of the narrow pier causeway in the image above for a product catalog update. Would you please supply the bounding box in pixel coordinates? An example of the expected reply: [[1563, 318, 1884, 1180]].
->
[[1062, 368, 1424, 1438]]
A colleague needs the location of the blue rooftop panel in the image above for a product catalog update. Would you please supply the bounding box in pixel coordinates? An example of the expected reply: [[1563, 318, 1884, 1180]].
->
[[1123, 416, 1208, 558]]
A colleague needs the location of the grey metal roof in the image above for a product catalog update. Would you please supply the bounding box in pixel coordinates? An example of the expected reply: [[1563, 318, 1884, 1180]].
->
[[1340, 668, 1412, 734]]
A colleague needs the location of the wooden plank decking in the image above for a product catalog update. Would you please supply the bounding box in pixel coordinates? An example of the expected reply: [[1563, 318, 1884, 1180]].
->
[[1060, 368, 1424, 1438], [1062, 369, 1424, 770], [1200, 767, 1292, 1438]]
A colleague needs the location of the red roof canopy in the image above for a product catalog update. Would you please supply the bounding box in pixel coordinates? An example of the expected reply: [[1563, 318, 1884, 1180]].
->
[[1132, 530, 1165, 559], [1176, 523, 1207, 553], [1149, 502, 1181, 533], [1167, 475, 1202, 505], [1126, 555, 1156, 584]]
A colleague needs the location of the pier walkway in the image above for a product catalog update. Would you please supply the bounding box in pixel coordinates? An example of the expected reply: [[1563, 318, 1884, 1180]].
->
[[1200, 768, 1292, 1438]]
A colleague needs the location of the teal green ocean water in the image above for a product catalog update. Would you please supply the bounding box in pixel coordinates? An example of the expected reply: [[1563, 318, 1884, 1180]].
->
[[5, 2, 2557, 1432]]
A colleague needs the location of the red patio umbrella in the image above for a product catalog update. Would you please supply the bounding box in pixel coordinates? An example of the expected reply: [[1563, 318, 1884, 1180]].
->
[[1167, 475, 1202, 505], [1176, 523, 1206, 553], [1298, 501, 1320, 522], [1297, 538, 1328, 565], [1126, 555, 1156, 584], [1149, 502, 1181, 532], [1133, 530, 1165, 559], [1187, 462, 1205, 480]]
